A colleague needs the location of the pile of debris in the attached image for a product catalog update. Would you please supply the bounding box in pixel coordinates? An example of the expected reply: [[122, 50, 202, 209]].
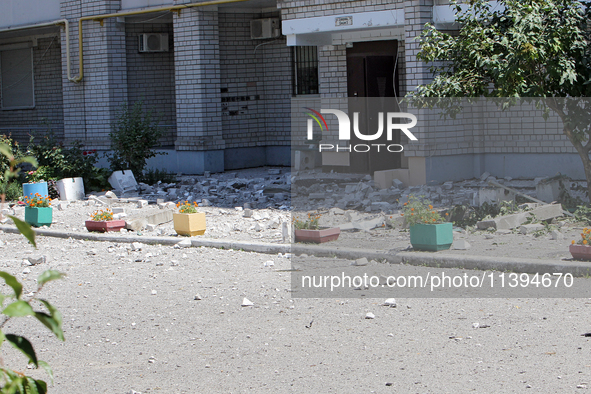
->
[[292, 169, 587, 214], [107, 168, 291, 210]]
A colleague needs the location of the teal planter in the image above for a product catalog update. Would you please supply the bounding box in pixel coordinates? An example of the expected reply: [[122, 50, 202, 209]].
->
[[409, 223, 453, 251], [24, 207, 53, 228]]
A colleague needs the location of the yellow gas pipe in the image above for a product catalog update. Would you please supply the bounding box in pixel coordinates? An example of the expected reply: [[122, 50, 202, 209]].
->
[[71, 0, 249, 83]]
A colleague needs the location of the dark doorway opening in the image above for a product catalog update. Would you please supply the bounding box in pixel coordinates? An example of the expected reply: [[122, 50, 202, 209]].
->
[[345, 40, 401, 173]]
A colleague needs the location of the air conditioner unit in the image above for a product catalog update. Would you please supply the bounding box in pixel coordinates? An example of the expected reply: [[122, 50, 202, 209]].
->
[[250, 18, 281, 39], [138, 33, 169, 53]]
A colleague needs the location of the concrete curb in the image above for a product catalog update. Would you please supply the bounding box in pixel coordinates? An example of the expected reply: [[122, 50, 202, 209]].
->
[[397, 252, 591, 277], [1, 225, 589, 276]]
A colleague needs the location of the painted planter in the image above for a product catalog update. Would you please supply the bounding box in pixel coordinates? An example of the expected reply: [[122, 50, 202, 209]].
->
[[173, 212, 206, 236], [24, 207, 52, 227], [569, 244, 591, 261], [294, 227, 341, 243], [56, 177, 85, 201], [409, 222, 453, 252], [85, 220, 126, 233], [23, 182, 49, 200]]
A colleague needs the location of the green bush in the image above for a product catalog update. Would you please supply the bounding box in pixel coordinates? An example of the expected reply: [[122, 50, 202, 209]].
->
[[0, 142, 64, 393], [141, 168, 177, 184], [108, 100, 166, 180], [26, 128, 110, 193], [2, 182, 22, 202], [0, 135, 24, 184]]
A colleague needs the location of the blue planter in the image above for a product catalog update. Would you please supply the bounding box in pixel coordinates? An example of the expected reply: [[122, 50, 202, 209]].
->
[[23, 182, 49, 200], [409, 223, 453, 252]]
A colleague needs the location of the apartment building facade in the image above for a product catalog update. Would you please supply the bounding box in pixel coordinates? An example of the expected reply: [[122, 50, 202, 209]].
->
[[0, 0, 582, 181]]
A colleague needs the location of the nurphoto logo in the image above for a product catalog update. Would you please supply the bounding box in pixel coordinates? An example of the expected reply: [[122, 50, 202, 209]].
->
[[303, 107, 418, 153]]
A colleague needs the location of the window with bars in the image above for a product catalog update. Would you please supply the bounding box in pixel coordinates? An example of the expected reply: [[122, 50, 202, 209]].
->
[[1, 48, 34, 109], [293, 46, 319, 95]]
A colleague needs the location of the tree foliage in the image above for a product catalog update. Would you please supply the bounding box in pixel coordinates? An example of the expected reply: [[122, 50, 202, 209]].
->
[[411, 0, 591, 199], [0, 143, 64, 393]]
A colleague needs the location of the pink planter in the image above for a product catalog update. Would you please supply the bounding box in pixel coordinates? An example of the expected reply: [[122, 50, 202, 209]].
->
[[85, 220, 126, 233], [294, 227, 340, 243], [570, 244, 591, 261]]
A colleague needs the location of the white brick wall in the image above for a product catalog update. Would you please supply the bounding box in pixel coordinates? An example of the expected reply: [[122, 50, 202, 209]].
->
[[125, 22, 176, 146], [60, 0, 128, 149], [173, 7, 224, 151]]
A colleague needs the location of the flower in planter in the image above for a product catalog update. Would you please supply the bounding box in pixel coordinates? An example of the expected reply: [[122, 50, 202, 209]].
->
[[293, 212, 321, 230], [24, 193, 51, 208], [177, 201, 199, 214], [90, 208, 114, 221], [401, 195, 446, 225], [574, 228, 591, 246], [173, 201, 205, 236]]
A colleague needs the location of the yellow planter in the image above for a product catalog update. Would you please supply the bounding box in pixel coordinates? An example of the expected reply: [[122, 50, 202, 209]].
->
[[173, 212, 206, 236]]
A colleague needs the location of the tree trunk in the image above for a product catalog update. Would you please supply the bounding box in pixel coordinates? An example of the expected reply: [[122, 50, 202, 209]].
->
[[575, 147, 591, 204], [561, 124, 591, 204], [546, 99, 591, 204]]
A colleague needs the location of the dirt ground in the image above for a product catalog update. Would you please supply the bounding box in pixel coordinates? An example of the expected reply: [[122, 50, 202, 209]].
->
[[1, 175, 591, 393], [1, 225, 591, 392]]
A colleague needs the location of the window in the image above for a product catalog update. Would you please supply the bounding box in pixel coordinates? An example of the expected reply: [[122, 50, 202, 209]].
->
[[293, 46, 319, 95], [1, 47, 34, 109]]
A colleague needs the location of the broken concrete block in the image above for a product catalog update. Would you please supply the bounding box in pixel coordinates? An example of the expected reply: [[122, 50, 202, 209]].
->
[[294, 150, 316, 171], [131, 242, 143, 251], [388, 214, 406, 228], [146, 224, 157, 231], [480, 172, 490, 181], [531, 203, 564, 221], [452, 239, 471, 250], [550, 229, 563, 240], [373, 169, 410, 190], [112, 207, 125, 214], [536, 179, 561, 203], [478, 188, 498, 206], [477, 204, 562, 230], [158, 202, 175, 210], [281, 221, 291, 243], [370, 202, 391, 212], [105, 191, 118, 199], [125, 210, 173, 231], [309, 193, 325, 200], [243, 209, 253, 218], [340, 216, 385, 231], [175, 239, 191, 248], [89, 195, 109, 206], [108, 170, 138, 193], [136, 200, 148, 209], [519, 223, 545, 235], [392, 179, 404, 188], [330, 208, 345, 215]]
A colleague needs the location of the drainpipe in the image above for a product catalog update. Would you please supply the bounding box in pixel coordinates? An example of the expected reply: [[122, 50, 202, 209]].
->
[[71, 0, 249, 83], [0, 19, 76, 82]]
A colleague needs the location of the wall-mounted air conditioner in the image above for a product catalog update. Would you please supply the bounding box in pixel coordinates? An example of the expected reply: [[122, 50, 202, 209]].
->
[[138, 33, 169, 53], [250, 18, 281, 39]]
